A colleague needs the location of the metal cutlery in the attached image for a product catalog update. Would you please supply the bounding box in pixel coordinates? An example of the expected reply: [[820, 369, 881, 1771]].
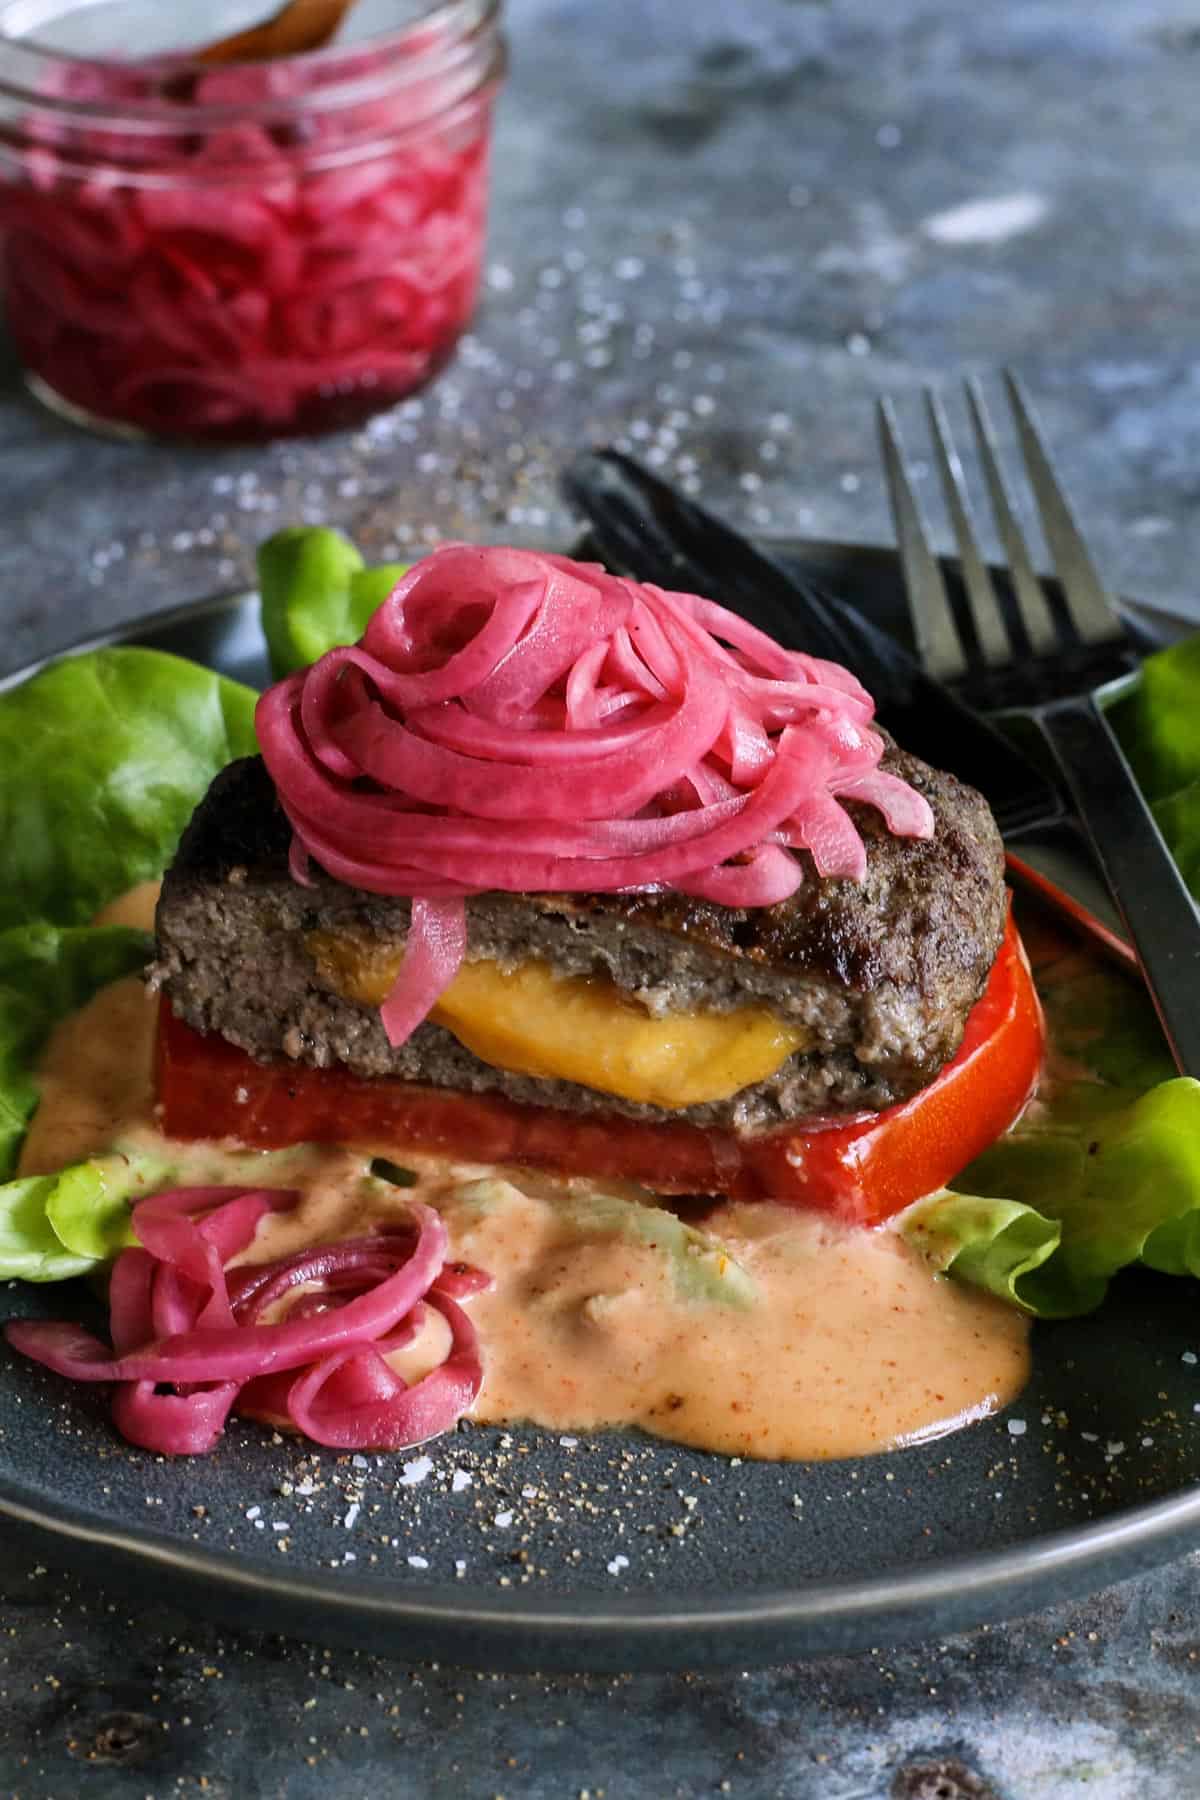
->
[[880, 373, 1200, 1074]]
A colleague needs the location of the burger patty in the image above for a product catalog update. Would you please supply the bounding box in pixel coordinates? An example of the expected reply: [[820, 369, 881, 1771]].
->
[[150, 752, 1006, 1131]]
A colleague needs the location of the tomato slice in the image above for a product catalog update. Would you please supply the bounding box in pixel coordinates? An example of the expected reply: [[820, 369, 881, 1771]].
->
[[156, 913, 1043, 1224]]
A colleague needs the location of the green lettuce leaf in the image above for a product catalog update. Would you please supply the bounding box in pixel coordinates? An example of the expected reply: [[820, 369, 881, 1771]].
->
[[258, 525, 408, 680], [0, 922, 152, 1179], [1110, 635, 1200, 803], [1108, 633, 1200, 902], [0, 647, 258, 932], [906, 1080, 1200, 1315], [902, 1192, 1061, 1310], [0, 1177, 95, 1282], [0, 1151, 150, 1281], [0, 1138, 340, 1283], [446, 1176, 756, 1308], [902, 940, 1200, 1315], [1149, 781, 1200, 901], [43, 1151, 164, 1261]]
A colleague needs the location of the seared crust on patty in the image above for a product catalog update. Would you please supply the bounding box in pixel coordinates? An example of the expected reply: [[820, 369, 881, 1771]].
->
[[152, 752, 1006, 1128]]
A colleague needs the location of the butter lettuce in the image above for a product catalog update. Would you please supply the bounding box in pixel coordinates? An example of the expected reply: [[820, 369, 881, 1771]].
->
[[0, 924, 153, 1277], [0, 922, 152, 1180], [258, 525, 407, 680], [1110, 634, 1200, 900], [0, 1134, 337, 1283], [43, 1152, 163, 1261], [903, 940, 1200, 1316], [447, 1177, 756, 1308], [1111, 635, 1200, 804], [1147, 782, 1200, 902], [0, 643, 256, 1270], [0, 1177, 94, 1283], [0, 1155, 147, 1282], [0, 647, 258, 932]]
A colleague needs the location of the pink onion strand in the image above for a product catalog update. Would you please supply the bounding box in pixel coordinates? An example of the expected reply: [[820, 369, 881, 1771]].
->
[[256, 546, 936, 1047], [4, 1188, 488, 1457]]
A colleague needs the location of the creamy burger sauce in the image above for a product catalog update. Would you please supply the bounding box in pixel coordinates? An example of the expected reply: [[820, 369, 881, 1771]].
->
[[17, 885, 1030, 1461]]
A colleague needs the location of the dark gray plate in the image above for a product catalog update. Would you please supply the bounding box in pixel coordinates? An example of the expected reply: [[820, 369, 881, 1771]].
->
[[2, 544, 1198, 1674]]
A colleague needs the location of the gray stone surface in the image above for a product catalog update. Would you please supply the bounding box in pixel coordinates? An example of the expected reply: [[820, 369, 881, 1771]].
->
[[3, 1541, 1200, 1798], [4, 0, 1200, 1792]]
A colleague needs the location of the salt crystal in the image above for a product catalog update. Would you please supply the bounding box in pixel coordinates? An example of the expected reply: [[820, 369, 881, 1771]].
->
[[451, 1470, 472, 1494], [606, 1555, 630, 1576], [407, 1556, 429, 1570], [494, 1511, 514, 1529], [343, 1503, 361, 1531], [399, 1455, 434, 1487], [1007, 1419, 1027, 1437]]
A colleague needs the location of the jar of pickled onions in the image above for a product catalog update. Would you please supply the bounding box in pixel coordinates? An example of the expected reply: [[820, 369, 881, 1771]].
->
[[0, 1, 505, 441]]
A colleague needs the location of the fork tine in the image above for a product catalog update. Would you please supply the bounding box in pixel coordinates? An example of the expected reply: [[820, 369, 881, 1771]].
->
[[877, 398, 968, 680], [963, 376, 1059, 657], [923, 387, 1010, 667], [1003, 370, 1123, 647]]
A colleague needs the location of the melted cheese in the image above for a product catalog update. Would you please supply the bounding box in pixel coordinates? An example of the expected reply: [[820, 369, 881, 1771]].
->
[[306, 930, 810, 1108]]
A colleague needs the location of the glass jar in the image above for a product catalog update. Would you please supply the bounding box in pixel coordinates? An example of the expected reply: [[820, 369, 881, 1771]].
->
[[0, 0, 505, 441]]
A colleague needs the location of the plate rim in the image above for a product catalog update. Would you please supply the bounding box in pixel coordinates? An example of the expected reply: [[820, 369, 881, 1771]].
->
[[3, 555, 1198, 1670]]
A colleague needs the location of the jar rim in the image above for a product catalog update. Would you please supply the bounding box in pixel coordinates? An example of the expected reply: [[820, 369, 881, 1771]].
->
[[0, 0, 503, 124]]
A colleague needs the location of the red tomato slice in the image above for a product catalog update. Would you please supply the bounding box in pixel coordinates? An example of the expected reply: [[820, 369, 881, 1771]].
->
[[156, 913, 1043, 1224]]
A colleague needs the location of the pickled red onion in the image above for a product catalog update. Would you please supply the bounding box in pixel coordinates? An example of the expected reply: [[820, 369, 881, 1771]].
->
[[256, 545, 936, 1047], [0, 49, 493, 439], [4, 1188, 488, 1456]]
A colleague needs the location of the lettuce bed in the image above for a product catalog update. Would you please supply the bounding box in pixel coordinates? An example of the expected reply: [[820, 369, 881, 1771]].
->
[[3, 528, 1200, 1319]]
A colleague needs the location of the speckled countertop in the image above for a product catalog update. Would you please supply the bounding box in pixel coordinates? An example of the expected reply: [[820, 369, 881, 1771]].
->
[[4, 0, 1200, 1794]]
